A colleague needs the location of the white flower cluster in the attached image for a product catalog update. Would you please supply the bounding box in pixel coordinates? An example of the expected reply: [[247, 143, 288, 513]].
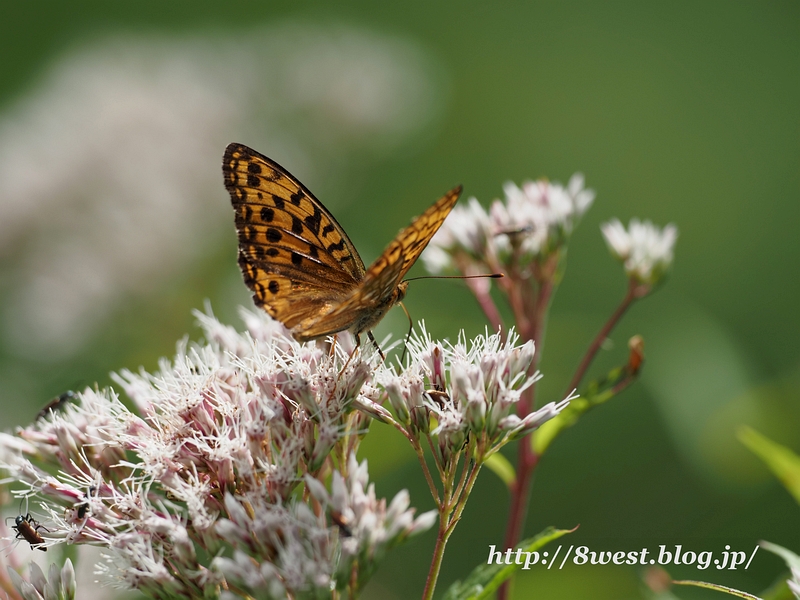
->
[[423, 174, 595, 273], [380, 325, 571, 464], [7, 559, 75, 600], [214, 456, 434, 600], [0, 309, 432, 598], [601, 218, 678, 285]]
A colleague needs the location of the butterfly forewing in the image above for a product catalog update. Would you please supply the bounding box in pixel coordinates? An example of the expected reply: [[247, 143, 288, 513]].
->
[[224, 144, 366, 279], [224, 142, 461, 344], [368, 186, 462, 284]]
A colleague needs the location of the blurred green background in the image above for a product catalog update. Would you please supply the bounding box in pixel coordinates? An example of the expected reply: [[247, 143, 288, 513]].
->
[[0, 1, 797, 598]]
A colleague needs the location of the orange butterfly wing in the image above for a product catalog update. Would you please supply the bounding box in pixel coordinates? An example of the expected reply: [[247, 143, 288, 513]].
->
[[295, 186, 462, 340], [223, 143, 365, 330], [223, 142, 460, 342]]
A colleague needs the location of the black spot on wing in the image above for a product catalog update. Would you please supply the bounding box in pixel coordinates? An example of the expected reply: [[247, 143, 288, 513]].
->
[[239, 226, 257, 242], [304, 206, 322, 235]]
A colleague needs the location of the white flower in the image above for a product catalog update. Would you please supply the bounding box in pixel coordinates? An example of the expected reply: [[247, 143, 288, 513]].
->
[[423, 197, 493, 274], [601, 218, 678, 285], [7, 559, 76, 600], [377, 324, 566, 457], [214, 494, 334, 596], [491, 173, 594, 258], [0, 307, 430, 598], [499, 395, 575, 440], [306, 454, 436, 570], [423, 174, 594, 278]]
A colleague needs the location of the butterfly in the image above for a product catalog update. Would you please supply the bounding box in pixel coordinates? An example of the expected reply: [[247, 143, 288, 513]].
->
[[223, 143, 461, 355]]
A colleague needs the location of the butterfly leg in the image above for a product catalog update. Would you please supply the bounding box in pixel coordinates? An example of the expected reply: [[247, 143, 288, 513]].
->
[[328, 334, 338, 358], [338, 334, 361, 381], [399, 301, 413, 365], [367, 331, 385, 361]]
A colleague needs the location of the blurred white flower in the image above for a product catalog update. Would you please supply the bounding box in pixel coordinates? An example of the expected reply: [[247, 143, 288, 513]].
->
[[0, 24, 445, 358], [423, 174, 594, 275], [790, 567, 800, 600], [492, 174, 594, 258], [601, 218, 678, 285], [7, 559, 76, 600], [422, 197, 492, 273]]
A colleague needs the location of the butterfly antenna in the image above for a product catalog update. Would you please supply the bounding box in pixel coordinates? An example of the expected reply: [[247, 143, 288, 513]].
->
[[399, 302, 413, 365], [403, 273, 504, 283]]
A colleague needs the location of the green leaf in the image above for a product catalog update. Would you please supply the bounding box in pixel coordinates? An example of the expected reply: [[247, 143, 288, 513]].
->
[[483, 452, 516, 490], [758, 576, 795, 600], [533, 364, 627, 455], [673, 579, 762, 599], [738, 427, 800, 505], [441, 526, 574, 600]]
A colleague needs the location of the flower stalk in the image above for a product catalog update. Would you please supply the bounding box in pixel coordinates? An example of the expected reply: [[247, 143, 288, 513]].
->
[[376, 326, 570, 598], [424, 178, 677, 599]]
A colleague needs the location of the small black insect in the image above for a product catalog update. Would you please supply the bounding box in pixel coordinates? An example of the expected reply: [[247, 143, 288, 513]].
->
[[35, 391, 77, 422], [12, 513, 47, 552], [75, 485, 96, 520]]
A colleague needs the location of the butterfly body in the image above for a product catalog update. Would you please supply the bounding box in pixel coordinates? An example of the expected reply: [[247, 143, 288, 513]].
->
[[223, 143, 460, 346]]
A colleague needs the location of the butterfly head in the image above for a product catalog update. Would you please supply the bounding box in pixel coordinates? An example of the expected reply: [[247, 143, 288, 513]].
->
[[395, 281, 409, 304]]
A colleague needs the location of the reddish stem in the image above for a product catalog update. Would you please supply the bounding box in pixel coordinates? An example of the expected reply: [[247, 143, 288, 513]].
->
[[564, 281, 639, 396], [498, 291, 550, 564], [496, 255, 558, 600]]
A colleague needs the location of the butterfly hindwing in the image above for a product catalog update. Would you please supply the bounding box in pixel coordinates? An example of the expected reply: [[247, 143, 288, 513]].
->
[[237, 251, 341, 330]]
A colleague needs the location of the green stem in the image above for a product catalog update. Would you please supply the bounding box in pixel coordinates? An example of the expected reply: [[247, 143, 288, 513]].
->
[[421, 458, 483, 600], [413, 438, 441, 505]]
